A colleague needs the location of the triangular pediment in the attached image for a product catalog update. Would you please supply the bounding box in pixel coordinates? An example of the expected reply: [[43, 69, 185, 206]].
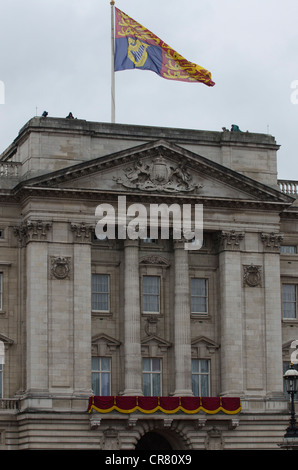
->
[[20, 140, 293, 206]]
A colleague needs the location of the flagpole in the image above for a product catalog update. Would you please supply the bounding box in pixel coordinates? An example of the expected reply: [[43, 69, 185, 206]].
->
[[110, 0, 115, 123]]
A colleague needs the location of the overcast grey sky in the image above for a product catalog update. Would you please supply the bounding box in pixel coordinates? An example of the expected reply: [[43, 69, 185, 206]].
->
[[0, 0, 297, 179]]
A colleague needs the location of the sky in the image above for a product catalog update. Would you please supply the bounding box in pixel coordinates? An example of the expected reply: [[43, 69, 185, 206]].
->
[[0, 0, 297, 179]]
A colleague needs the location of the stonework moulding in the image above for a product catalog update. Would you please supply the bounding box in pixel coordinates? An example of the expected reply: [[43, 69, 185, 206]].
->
[[70, 222, 94, 243], [139, 255, 169, 266], [13, 220, 52, 245], [243, 264, 262, 287], [50, 256, 71, 280], [114, 153, 203, 193], [216, 230, 245, 252], [260, 232, 283, 252]]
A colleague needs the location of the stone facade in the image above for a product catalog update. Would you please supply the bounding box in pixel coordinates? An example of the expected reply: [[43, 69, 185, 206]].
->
[[0, 117, 297, 449]]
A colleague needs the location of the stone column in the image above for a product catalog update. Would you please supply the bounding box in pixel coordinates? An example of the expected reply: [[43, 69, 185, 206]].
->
[[173, 240, 193, 396], [71, 223, 93, 396], [261, 232, 284, 396], [122, 239, 142, 395], [14, 220, 52, 394], [218, 231, 244, 396]]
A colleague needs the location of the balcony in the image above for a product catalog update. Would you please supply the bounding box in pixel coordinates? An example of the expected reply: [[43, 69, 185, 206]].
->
[[88, 396, 241, 415], [278, 180, 298, 197], [0, 398, 19, 411]]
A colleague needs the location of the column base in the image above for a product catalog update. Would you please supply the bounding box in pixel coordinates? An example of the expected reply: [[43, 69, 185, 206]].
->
[[122, 389, 143, 396], [172, 390, 193, 397]]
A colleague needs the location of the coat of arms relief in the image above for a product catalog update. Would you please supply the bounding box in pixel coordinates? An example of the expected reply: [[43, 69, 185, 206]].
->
[[114, 155, 202, 193]]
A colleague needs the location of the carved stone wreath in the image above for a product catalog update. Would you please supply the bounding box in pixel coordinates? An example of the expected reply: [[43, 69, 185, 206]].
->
[[243, 264, 262, 287], [50, 256, 71, 280]]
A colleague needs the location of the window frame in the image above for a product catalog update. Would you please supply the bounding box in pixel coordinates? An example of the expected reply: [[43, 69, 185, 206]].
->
[[0, 273, 3, 311], [282, 283, 298, 320], [142, 275, 161, 315], [142, 357, 162, 396], [0, 364, 2, 398], [190, 278, 208, 315], [91, 356, 111, 396], [191, 358, 211, 397], [281, 245, 297, 254], [91, 273, 110, 313]]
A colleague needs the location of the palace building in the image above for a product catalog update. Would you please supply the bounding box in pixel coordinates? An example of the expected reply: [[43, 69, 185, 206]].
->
[[0, 116, 297, 450]]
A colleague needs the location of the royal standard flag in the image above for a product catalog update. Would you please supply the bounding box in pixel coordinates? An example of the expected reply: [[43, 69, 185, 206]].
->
[[114, 8, 215, 87]]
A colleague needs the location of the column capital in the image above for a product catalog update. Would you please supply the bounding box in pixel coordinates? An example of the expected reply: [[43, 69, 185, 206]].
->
[[70, 222, 94, 243], [14, 219, 52, 245], [216, 230, 245, 252], [260, 232, 283, 252]]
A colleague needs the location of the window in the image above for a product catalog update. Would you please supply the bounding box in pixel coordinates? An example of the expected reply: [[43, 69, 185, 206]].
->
[[192, 359, 210, 397], [143, 238, 158, 244], [281, 246, 297, 254], [142, 358, 162, 396], [91, 357, 111, 395], [191, 278, 208, 314], [0, 364, 2, 398], [142, 276, 160, 314], [282, 284, 297, 319], [0, 273, 2, 310], [92, 274, 110, 312]]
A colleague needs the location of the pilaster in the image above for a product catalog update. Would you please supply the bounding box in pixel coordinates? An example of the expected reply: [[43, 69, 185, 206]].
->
[[14, 220, 52, 394], [71, 223, 93, 396], [218, 230, 245, 396], [122, 239, 142, 395], [261, 232, 284, 396], [173, 240, 192, 396]]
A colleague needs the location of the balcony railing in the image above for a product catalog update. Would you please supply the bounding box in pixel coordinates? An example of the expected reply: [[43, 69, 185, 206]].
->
[[0, 398, 19, 410], [0, 162, 21, 177], [278, 180, 298, 196]]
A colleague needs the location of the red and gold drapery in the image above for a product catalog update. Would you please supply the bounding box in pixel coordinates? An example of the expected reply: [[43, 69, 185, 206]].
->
[[88, 396, 241, 415]]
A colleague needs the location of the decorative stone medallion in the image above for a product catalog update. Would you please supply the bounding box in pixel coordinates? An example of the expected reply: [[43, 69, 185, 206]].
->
[[50, 256, 71, 280], [243, 264, 262, 287]]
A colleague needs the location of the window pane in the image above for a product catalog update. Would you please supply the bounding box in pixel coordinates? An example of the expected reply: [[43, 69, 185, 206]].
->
[[101, 357, 111, 371], [92, 372, 100, 395], [0, 273, 2, 310], [191, 279, 207, 313], [152, 358, 161, 372], [143, 358, 151, 371], [91, 357, 100, 371], [143, 276, 160, 313], [143, 373, 151, 396], [192, 358, 199, 373], [143, 276, 159, 294], [282, 284, 297, 318], [192, 373, 199, 396], [152, 373, 161, 396], [101, 373, 110, 396], [201, 375, 209, 397], [92, 274, 109, 311], [281, 246, 296, 254], [200, 360, 209, 373]]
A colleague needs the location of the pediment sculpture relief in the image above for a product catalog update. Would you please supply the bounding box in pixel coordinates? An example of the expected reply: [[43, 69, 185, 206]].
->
[[114, 155, 202, 193]]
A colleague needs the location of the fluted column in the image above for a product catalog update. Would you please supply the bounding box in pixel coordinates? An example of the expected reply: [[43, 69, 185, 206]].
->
[[71, 223, 93, 396], [218, 231, 244, 396], [14, 220, 52, 394], [173, 240, 193, 396], [123, 239, 142, 395], [261, 232, 284, 396]]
